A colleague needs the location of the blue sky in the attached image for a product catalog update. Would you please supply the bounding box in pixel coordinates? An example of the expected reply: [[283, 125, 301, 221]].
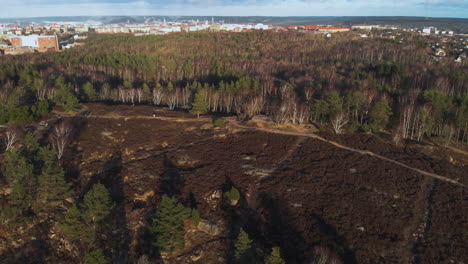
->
[[0, 0, 467, 18]]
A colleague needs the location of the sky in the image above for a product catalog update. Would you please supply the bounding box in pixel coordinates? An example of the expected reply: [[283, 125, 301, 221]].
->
[[0, 0, 467, 18]]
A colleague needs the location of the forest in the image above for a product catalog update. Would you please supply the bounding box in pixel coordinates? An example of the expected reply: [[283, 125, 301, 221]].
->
[[0, 31, 466, 145], [0, 30, 467, 263]]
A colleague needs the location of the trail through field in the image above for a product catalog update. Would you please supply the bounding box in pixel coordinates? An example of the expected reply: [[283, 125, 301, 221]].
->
[[224, 117, 467, 188], [52, 111, 467, 188]]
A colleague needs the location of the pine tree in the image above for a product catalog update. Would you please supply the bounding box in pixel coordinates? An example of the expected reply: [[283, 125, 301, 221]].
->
[[369, 98, 392, 132], [327, 91, 343, 120], [142, 83, 151, 102], [23, 133, 45, 175], [59, 204, 96, 244], [191, 93, 209, 119], [311, 99, 329, 122], [265, 247, 286, 264], [59, 204, 85, 239], [83, 82, 97, 101], [84, 249, 110, 264], [2, 150, 34, 185], [54, 84, 80, 112], [36, 100, 50, 117], [3, 178, 33, 224], [234, 228, 253, 260], [64, 93, 81, 112], [35, 146, 71, 212], [150, 195, 191, 252], [83, 184, 114, 225], [1, 149, 35, 223]]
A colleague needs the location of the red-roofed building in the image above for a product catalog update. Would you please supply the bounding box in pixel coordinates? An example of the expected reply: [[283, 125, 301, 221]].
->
[[318, 27, 350, 33]]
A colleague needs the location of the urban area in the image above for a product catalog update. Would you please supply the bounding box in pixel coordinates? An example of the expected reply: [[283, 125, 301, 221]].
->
[[0, 19, 466, 62]]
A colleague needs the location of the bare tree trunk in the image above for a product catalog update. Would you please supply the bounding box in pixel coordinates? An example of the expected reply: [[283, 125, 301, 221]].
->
[[332, 112, 349, 134], [50, 121, 73, 160], [5, 129, 18, 151]]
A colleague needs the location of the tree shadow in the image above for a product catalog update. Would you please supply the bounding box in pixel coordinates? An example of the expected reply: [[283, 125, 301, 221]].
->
[[253, 193, 357, 264], [307, 213, 358, 264], [0, 238, 48, 264], [256, 193, 307, 264], [159, 154, 185, 197]]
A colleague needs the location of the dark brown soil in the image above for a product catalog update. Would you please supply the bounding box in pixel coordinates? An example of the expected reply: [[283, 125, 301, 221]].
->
[[1, 104, 466, 264], [318, 132, 468, 185]]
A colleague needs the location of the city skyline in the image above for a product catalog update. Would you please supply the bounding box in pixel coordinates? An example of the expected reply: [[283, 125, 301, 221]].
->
[[0, 0, 467, 19]]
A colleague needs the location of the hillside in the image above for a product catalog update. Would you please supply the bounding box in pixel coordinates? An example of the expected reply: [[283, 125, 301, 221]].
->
[[0, 103, 466, 263], [0, 30, 467, 263]]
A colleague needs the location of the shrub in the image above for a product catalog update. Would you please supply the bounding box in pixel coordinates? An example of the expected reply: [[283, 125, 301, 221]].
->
[[224, 186, 240, 201], [265, 247, 286, 264], [84, 249, 110, 264], [213, 118, 227, 127], [191, 208, 201, 226], [347, 121, 360, 133]]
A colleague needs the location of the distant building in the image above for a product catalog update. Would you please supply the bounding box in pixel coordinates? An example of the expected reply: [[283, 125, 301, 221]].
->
[[318, 27, 350, 33], [254, 23, 269, 30], [352, 25, 378, 30], [2, 47, 35, 55], [9, 35, 59, 52], [422, 27, 437, 35], [75, 25, 89, 33]]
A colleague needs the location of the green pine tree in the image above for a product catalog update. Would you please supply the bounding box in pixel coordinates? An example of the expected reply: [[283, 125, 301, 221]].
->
[[234, 228, 253, 261], [3, 179, 33, 224], [369, 98, 392, 132], [191, 93, 209, 119], [35, 146, 71, 212], [2, 150, 34, 185], [1, 149, 35, 224], [265, 247, 286, 264], [83, 184, 114, 225], [327, 91, 343, 120], [59, 204, 96, 244], [83, 82, 97, 102], [311, 99, 329, 122], [36, 100, 50, 117], [150, 195, 191, 253], [84, 249, 110, 264], [59, 204, 85, 239], [142, 83, 151, 101], [54, 84, 80, 112], [58, 204, 96, 245], [23, 133, 43, 173], [64, 93, 81, 112]]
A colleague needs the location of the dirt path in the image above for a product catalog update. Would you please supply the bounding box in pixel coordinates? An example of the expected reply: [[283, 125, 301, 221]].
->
[[223, 118, 467, 188], [52, 111, 467, 188]]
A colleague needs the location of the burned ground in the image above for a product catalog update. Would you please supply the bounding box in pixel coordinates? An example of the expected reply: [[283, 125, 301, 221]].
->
[[0, 104, 466, 264]]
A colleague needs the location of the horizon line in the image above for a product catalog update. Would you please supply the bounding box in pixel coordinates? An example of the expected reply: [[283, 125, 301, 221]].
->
[[2, 15, 468, 20]]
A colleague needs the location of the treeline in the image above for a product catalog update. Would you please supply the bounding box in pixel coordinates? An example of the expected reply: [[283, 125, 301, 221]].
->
[[0, 31, 467, 144], [0, 100, 50, 125]]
